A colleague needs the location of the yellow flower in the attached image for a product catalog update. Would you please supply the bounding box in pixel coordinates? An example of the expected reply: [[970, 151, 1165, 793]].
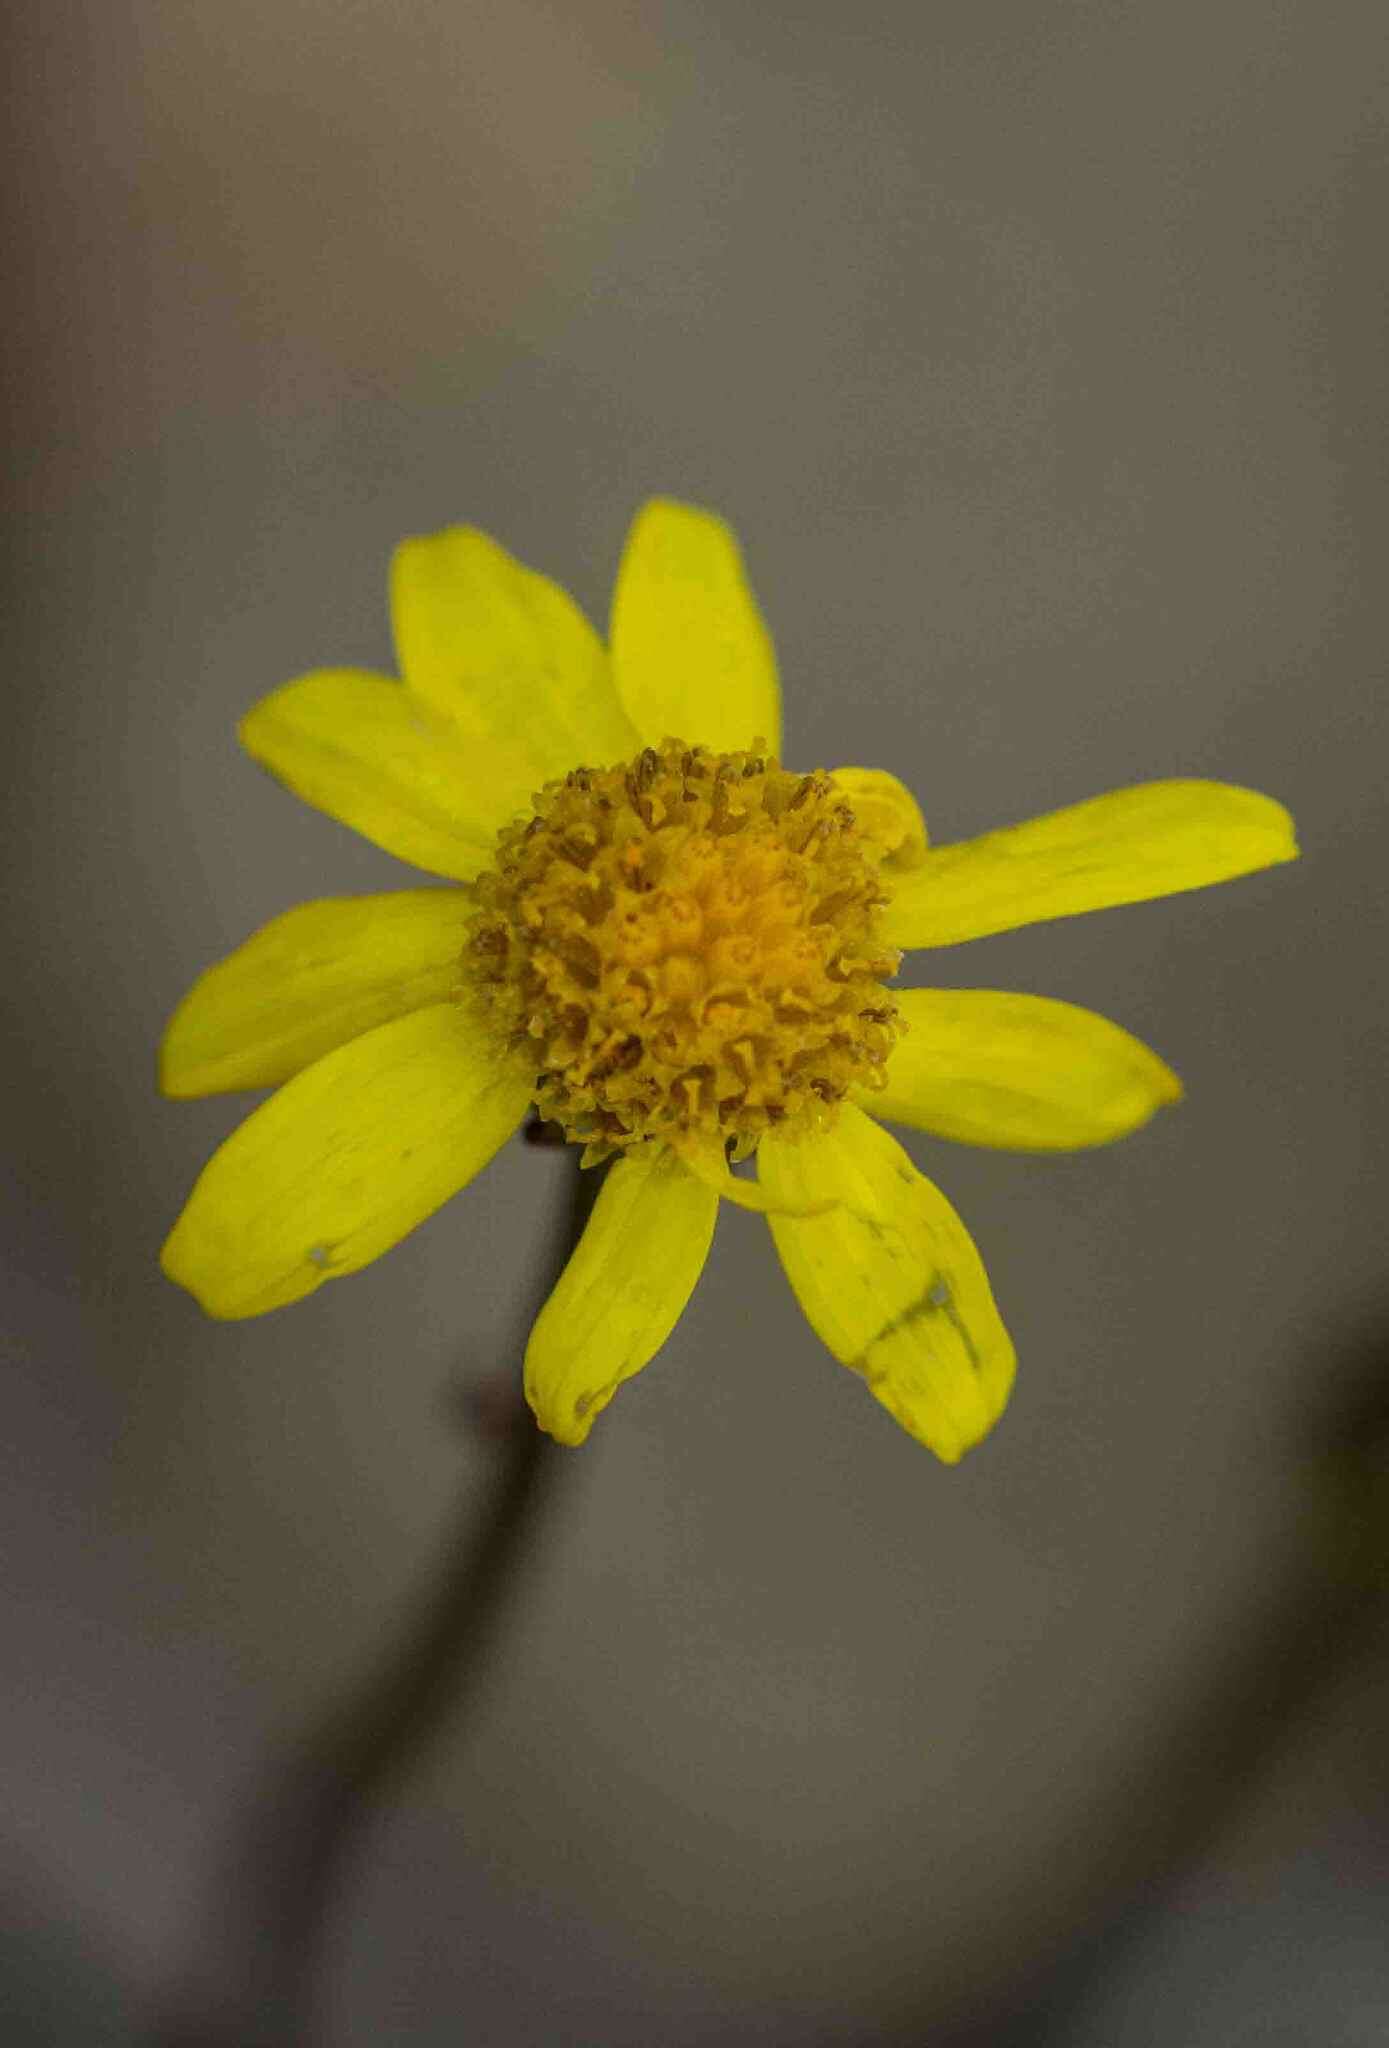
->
[[160, 500, 1297, 1461]]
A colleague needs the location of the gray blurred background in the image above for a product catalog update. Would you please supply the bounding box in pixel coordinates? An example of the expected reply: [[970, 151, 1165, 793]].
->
[[5, 1, 1388, 2041]]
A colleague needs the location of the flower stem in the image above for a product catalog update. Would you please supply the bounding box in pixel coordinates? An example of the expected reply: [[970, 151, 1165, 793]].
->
[[149, 1140, 599, 2048]]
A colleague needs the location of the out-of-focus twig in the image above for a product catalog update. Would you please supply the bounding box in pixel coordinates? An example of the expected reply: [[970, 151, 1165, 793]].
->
[[904, 1305, 1389, 2048]]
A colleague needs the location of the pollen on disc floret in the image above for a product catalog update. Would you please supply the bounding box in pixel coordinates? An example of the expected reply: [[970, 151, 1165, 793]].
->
[[463, 738, 905, 1163]]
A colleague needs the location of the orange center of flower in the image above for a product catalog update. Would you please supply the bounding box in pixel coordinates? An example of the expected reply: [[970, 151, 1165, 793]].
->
[[463, 739, 904, 1162]]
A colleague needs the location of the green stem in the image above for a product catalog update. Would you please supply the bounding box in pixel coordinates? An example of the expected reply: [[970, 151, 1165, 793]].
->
[[149, 1141, 598, 2048]]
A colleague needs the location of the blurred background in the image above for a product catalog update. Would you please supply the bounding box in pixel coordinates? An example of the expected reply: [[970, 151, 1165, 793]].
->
[[5, 0, 1387, 2040]]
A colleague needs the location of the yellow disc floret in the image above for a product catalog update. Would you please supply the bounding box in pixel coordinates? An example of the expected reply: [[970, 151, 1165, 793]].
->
[[463, 739, 904, 1164]]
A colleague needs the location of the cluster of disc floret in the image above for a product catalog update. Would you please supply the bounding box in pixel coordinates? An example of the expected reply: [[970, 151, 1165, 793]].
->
[[463, 738, 904, 1163]]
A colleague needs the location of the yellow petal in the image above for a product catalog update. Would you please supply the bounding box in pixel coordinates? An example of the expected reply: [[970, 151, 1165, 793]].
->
[[525, 1144, 718, 1445], [161, 891, 473, 1098], [162, 1005, 532, 1319], [609, 498, 783, 758], [390, 526, 640, 779], [829, 767, 930, 867], [860, 988, 1182, 1150], [239, 669, 536, 880], [759, 1106, 1016, 1462], [669, 1133, 837, 1217], [878, 780, 1299, 949]]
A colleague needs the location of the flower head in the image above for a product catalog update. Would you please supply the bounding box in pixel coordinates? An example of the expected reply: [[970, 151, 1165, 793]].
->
[[465, 739, 904, 1165], [161, 500, 1297, 1460]]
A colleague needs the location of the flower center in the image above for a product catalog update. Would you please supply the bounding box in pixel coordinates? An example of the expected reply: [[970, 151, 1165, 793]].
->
[[463, 739, 903, 1162]]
